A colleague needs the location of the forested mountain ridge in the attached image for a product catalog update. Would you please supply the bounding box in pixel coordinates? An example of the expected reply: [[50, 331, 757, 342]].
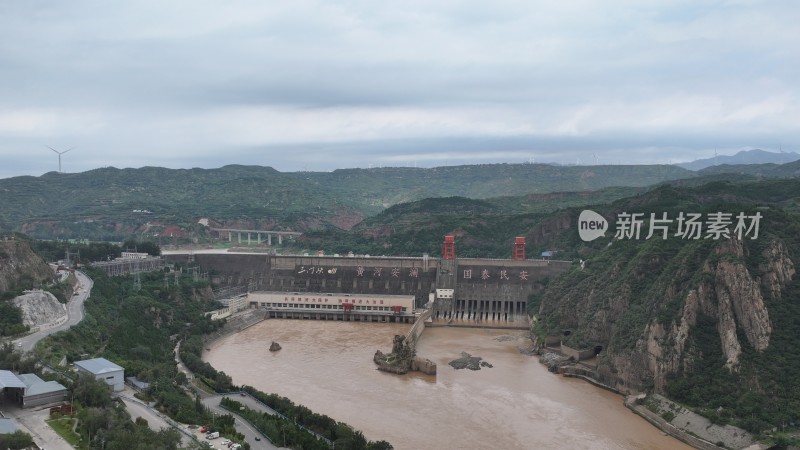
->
[[290, 164, 690, 208], [531, 180, 800, 432], [678, 149, 800, 170], [0, 164, 691, 240], [696, 158, 800, 178]]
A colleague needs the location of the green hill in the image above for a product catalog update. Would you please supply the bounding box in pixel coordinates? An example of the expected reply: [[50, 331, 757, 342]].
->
[[301, 187, 642, 258], [0, 164, 692, 240]]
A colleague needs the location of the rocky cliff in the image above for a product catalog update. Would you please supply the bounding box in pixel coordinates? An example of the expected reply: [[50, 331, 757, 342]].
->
[[533, 181, 800, 432], [0, 236, 55, 294], [11, 291, 67, 327], [606, 237, 788, 392]]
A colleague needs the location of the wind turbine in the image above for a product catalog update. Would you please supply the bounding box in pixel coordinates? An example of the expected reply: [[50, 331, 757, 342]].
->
[[47, 146, 73, 173]]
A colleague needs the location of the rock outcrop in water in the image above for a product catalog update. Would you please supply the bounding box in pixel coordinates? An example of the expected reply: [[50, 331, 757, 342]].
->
[[448, 352, 492, 371], [269, 341, 281, 352], [373, 335, 438, 375], [539, 351, 571, 373], [374, 335, 414, 374], [374, 334, 438, 375]]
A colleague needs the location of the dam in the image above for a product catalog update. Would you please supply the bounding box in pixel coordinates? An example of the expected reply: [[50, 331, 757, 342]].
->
[[166, 236, 572, 325]]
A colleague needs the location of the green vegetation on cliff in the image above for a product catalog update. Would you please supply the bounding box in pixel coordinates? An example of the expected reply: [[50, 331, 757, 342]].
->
[[533, 179, 800, 434]]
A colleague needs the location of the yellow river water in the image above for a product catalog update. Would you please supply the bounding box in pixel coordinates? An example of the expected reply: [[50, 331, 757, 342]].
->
[[204, 319, 691, 450]]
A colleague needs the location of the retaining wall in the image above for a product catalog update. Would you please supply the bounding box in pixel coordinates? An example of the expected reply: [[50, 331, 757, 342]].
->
[[624, 396, 724, 450], [560, 343, 595, 361]]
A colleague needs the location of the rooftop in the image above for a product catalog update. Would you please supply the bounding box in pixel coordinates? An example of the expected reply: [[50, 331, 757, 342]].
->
[[0, 370, 26, 389], [17, 373, 45, 388], [74, 357, 124, 375], [0, 418, 17, 434], [125, 376, 151, 390], [26, 380, 68, 397]]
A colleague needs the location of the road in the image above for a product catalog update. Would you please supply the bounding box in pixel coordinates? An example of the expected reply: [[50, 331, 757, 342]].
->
[[201, 394, 282, 450], [117, 391, 195, 448], [16, 270, 92, 352], [11, 406, 75, 450]]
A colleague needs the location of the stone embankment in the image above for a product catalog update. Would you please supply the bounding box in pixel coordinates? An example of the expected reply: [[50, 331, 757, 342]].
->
[[625, 394, 755, 450], [538, 351, 760, 449], [202, 309, 268, 345]]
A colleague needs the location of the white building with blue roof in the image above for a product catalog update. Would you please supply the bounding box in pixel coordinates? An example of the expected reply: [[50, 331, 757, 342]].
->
[[74, 357, 125, 392]]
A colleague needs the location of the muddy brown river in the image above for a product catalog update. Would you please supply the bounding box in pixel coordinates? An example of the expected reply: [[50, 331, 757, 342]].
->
[[204, 320, 691, 450]]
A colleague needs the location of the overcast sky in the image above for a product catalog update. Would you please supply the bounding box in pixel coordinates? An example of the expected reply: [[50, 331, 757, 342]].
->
[[1, 1, 798, 178]]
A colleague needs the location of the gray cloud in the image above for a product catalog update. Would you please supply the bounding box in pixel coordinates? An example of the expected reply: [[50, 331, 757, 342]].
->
[[0, 0, 798, 178]]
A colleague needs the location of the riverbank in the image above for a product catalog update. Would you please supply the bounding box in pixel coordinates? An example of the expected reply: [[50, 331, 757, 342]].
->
[[536, 348, 758, 450], [202, 308, 268, 346], [624, 394, 757, 450]]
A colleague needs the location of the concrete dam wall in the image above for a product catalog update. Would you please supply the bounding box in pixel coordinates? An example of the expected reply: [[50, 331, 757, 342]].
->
[[168, 253, 573, 321]]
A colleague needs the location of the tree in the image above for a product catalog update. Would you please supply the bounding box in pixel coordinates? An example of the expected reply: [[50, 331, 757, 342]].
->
[[0, 430, 34, 449], [72, 373, 112, 408]]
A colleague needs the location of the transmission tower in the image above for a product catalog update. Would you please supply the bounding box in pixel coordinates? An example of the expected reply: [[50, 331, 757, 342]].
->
[[64, 248, 81, 267], [133, 260, 141, 291]]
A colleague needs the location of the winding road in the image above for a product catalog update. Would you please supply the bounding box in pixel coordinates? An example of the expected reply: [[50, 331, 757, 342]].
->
[[16, 270, 92, 352]]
